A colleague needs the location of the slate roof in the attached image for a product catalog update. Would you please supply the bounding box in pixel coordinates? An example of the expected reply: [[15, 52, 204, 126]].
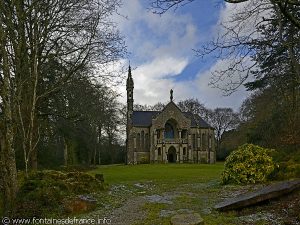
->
[[132, 110, 212, 128], [132, 111, 160, 127]]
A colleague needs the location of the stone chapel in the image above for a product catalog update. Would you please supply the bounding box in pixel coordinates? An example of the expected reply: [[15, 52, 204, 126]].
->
[[126, 66, 216, 164]]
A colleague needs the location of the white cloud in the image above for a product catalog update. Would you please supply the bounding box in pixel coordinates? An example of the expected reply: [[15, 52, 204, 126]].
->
[[124, 57, 249, 111], [215, 0, 273, 38], [164, 59, 249, 111], [115, 0, 199, 59], [115, 0, 200, 104], [193, 60, 250, 110], [118, 57, 188, 105], [114, 0, 259, 112]]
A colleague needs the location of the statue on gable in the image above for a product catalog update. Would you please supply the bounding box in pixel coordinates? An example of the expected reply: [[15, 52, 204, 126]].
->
[[170, 89, 173, 102]]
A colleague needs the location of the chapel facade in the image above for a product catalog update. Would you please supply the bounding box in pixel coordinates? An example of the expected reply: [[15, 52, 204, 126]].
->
[[126, 66, 216, 164]]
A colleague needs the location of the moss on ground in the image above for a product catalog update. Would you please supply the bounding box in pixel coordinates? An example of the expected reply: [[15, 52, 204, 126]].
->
[[139, 203, 169, 225], [15, 170, 104, 218]]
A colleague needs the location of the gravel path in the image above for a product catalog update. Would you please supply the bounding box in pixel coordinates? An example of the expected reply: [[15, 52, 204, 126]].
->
[[81, 182, 300, 225], [108, 196, 147, 225]]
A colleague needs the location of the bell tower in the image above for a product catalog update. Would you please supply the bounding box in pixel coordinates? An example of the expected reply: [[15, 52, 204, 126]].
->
[[126, 65, 134, 122], [126, 65, 134, 164]]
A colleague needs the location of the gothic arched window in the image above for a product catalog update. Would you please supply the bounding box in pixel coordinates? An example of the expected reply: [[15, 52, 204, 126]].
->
[[202, 133, 206, 149], [165, 123, 174, 139], [182, 130, 187, 139], [145, 133, 149, 151], [157, 130, 160, 139], [137, 133, 140, 149], [192, 134, 196, 148], [141, 131, 145, 150]]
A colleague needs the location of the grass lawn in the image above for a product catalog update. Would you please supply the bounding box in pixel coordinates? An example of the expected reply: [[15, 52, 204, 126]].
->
[[86, 163, 241, 225], [85, 163, 299, 225], [88, 163, 224, 184]]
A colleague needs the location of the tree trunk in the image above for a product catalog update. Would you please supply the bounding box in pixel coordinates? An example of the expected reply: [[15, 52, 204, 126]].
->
[[98, 125, 102, 165], [63, 137, 68, 166], [0, 27, 18, 214], [108, 134, 114, 164], [98, 146, 101, 165], [30, 149, 38, 170], [93, 145, 97, 166], [0, 135, 18, 215], [27, 25, 40, 171]]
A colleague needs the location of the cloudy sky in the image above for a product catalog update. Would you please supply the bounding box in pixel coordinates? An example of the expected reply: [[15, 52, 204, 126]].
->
[[115, 0, 253, 111]]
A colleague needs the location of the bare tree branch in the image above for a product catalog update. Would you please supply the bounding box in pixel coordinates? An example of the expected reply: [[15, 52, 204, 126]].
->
[[149, 0, 195, 14]]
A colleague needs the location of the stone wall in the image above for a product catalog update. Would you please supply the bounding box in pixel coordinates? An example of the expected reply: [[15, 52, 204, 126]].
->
[[127, 102, 216, 164], [135, 152, 150, 164], [127, 127, 151, 164], [152, 102, 191, 129]]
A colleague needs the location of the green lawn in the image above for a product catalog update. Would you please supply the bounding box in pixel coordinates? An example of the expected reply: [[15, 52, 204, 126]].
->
[[85, 163, 292, 225], [88, 162, 224, 184], [86, 163, 239, 225]]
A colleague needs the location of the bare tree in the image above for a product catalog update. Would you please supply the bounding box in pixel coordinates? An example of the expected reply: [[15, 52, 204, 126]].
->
[[150, 0, 300, 28], [0, 0, 125, 214], [150, 0, 195, 14], [225, 0, 300, 29], [0, 23, 18, 216], [133, 102, 166, 111], [208, 108, 240, 154], [149, 0, 299, 94], [177, 98, 209, 120]]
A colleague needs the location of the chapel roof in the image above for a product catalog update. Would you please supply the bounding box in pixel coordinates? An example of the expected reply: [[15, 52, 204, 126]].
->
[[132, 110, 211, 128], [132, 111, 160, 127]]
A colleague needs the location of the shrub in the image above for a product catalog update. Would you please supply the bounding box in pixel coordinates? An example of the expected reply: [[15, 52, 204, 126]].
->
[[269, 148, 300, 180], [16, 170, 104, 217], [221, 144, 275, 184], [274, 161, 300, 180]]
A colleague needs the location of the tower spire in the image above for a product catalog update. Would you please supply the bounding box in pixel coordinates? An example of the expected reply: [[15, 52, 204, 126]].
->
[[126, 64, 134, 120], [126, 64, 133, 90], [128, 63, 132, 78]]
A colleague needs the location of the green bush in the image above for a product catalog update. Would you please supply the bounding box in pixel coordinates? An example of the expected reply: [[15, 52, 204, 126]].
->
[[274, 161, 300, 180], [268, 148, 300, 180], [271, 149, 300, 164], [221, 144, 276, 184]]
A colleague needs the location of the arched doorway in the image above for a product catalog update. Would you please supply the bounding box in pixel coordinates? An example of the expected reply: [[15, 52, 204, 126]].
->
[[167, 146, 176, 163]]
